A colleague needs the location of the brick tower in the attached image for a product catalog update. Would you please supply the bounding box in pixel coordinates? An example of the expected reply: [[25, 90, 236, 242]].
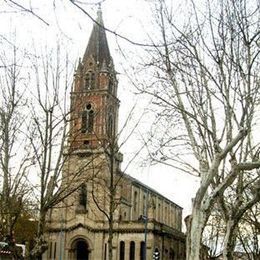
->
[[69, 6, 119, 151]]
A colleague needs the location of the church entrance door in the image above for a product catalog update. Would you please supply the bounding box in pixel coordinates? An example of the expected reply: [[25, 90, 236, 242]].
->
[[75, 240, 89, 260]]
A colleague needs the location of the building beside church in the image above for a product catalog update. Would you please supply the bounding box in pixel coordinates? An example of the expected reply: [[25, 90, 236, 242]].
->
[[44, 7, 185, 260]]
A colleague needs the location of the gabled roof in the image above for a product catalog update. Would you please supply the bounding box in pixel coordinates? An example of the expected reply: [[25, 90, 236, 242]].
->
[[82, 7, 111, 67]]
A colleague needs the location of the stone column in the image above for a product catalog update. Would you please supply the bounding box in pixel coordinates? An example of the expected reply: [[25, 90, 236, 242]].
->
[[125, 241, 130, 260], [135, 241, 140, 260]]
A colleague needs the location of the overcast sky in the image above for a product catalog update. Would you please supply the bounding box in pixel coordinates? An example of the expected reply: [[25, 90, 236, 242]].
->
[[1, 0, 199, 220]]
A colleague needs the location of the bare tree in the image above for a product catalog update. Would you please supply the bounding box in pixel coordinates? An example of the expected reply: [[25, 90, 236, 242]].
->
[[0, 43, 33, 255], [110, 119, 145, 260], [27, 45, 99, 259], [134, 0, 260, 259], [92, 133, 123, 260], [78, 103, 145, 260]]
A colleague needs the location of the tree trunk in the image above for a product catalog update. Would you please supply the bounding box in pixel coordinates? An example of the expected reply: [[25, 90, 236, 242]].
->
[[108, 151, 115, 260], [108, 216, 113, 260], [186, 204, 207, 260], [222, 219, 236, 260], [30, 210, 48, 259]]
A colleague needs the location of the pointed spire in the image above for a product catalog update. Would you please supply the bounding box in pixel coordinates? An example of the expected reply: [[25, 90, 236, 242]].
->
[[97, 3, 102, 24], [82, 6, 111, 68]]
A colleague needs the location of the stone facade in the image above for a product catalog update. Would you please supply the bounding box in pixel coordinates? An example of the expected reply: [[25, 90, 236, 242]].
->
[[44, 7, 185, 260]]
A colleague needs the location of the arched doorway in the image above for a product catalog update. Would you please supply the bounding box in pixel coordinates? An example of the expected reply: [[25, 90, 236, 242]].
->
[[73, 239, 90, 260]]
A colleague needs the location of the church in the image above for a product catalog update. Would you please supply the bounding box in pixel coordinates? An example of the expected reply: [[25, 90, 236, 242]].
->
[[44, 7, 185, 260]]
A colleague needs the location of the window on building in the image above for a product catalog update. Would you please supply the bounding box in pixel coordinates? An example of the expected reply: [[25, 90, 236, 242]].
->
[[134, 191, 138, 213], [172, 208, 176, 227], [168, 206, 172, 225], [79, 183, 87, 210], [53, 242, 57, 259], [107, 114, 114, 137], [140, 241, 145, 260], [158, 203, 161, 221], [119, 241, 125, 260], [49, 242, 52, 258], [85, 71, 95, 90], [81, 104, 94, 133], [104, 243, 107, 260], [129, 241, 135, 260], [143, 195, 146, 215]]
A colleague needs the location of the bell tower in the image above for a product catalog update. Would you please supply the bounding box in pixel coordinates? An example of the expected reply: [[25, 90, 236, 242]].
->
[[69, 7, 119, 151]]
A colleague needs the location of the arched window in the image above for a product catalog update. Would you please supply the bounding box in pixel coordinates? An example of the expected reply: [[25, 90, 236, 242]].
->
[[140, 241, 145, 260], [81, 104, 94, 133], [129, 241, 135, 260], [119, 241, 125, 260], [85, 71, 95, 90]]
